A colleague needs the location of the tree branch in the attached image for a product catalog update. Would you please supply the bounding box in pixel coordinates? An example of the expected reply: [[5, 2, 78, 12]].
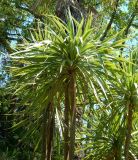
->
[[120, 12, 136, 55], [124, 12, 136, 36], [119, 9, 136, 68], [100, 0, 119, 41]]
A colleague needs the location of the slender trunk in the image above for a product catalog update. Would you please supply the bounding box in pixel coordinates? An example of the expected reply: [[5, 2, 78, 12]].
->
[[69, 72, 76, 160], [114, 149, 120, 160], [106, 155, 114, 160], [47, 110, 54, 160], [124, 103, 133, 160], [41, 102, 54, 160], [64, 82, 70, 160], [42, 108, 47, 160]]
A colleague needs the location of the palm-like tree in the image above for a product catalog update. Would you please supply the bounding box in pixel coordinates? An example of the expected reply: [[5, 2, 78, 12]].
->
[[76, 48, 138, 160], [120, 48, 138, 159], [11, 13, 126, 160]]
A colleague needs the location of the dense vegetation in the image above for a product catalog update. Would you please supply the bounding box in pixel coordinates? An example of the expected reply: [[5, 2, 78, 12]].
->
[[0, 0, 138, 160]]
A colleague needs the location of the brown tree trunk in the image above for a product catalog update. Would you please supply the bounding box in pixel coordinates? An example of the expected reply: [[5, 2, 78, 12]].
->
[[124, 103, 133, 160], [69, 72, 76, 160], [47, 110, 54, 160], [64, 82, 70, 160], [41, 102, 54, 160], [42, 108, 47, 160]]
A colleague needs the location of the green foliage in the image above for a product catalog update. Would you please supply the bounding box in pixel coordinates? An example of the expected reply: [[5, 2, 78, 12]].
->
[[0, 0, 138, 159]]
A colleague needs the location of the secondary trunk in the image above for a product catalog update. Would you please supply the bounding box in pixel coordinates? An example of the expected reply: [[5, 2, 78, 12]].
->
[[64, 82, 70, 160], [41, 102, 54, 160], [47, 111, 54, 160], [42, 108, 47, 160], [124, 103, 133, 160], [47, 102, 54, 160], [69, 72, 76, 160]]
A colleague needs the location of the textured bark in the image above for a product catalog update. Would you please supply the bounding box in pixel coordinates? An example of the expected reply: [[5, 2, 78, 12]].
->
[[64, 82, 70, 160], [124, 103, 133, 160], [69, 72, 76, 160]]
